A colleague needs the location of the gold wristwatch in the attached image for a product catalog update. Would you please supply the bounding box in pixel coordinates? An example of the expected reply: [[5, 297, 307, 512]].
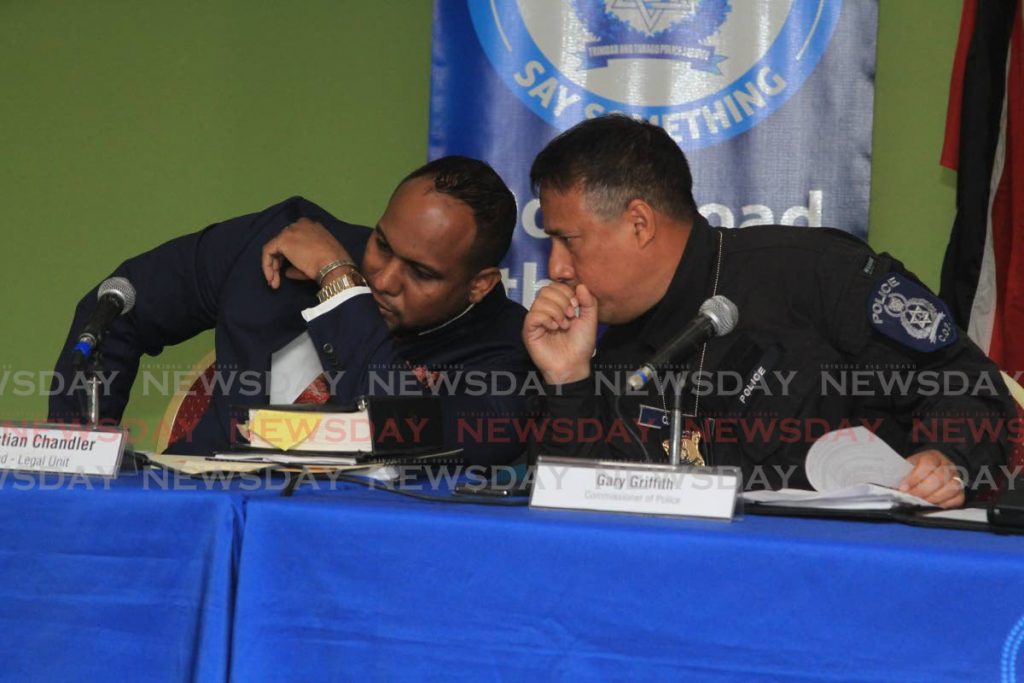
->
[[316, 267, 367, 303]]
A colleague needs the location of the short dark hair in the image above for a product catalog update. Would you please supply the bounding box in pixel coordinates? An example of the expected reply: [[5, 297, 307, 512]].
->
[[530, 114, 697, 222], [401, 156, 516, 270]]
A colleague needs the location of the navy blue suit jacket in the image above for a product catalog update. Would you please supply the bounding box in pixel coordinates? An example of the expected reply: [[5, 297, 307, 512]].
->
[[49, 197, 532, 465]]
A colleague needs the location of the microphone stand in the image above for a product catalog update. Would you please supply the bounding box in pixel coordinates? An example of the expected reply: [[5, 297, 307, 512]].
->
[[668, 377, 686, 467], [85, 354, 102, 427], [617, 367, 691, 466], [75, 351, 102, 427], [76, 351, 139, 474]]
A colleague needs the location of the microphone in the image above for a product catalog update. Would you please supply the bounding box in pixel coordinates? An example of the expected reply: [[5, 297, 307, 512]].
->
[[627, 295, 738, 391], [71, 277, 136, 367]]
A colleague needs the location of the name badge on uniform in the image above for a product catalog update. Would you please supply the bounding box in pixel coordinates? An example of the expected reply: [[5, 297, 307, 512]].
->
[[637, 404, 670, 429]]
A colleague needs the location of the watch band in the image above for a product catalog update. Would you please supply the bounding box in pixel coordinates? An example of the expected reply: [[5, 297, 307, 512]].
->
[[316, 269, 367, 303]]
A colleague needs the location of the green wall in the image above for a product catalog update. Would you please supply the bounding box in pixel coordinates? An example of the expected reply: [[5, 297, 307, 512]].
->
[[0, 0, 963, 449], [870, 0, 962, 284]]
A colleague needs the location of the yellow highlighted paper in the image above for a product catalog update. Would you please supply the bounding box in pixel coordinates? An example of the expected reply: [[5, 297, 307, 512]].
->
[[248, 411, 323, 451]]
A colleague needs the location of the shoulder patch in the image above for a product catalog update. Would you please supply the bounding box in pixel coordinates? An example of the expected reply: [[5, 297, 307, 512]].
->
[[868, 272, 957, 351]]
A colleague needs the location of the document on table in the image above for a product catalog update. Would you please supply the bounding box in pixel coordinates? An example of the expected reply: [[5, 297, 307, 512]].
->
[[742, 483, 932, 510], [741, 427, 932, 511]]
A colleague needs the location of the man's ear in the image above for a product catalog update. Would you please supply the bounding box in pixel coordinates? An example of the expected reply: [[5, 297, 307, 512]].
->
[[467, 266, 502, 304], [626, 198, 657, 249]]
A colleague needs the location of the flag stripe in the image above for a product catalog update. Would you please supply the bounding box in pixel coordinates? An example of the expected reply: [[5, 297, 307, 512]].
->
[[939, 0, 1018, 331], [966, 82, 1005, 353], [941, 0, 978, 171], [988, 4, 1024, 373]]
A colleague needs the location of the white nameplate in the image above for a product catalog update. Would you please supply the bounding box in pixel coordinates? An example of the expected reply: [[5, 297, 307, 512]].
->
[[0, 423, 128, 477], [530, 456, 740, 520]]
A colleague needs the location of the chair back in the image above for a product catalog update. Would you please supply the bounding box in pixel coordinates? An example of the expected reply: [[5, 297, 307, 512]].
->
[[155, 350, 217, 453]]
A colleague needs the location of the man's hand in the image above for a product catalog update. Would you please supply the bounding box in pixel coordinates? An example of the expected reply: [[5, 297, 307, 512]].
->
[[261, 218, 352, 289], [523, 283, 598, 385], [898, 449, 966, 509]]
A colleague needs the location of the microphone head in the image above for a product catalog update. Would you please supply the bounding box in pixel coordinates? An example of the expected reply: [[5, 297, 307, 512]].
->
[[97, 276, 136, 314], [698, 295, 738, 336]]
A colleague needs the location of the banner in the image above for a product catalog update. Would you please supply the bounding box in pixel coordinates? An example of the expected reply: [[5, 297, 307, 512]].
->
[[430, 1, 878, 308]]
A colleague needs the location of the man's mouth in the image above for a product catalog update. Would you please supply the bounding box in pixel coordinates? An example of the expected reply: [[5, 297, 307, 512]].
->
[[373, 295, 397, 318]]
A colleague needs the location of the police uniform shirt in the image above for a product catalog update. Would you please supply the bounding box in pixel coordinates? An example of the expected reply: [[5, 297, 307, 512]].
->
[[540, 215, 1015, 491]]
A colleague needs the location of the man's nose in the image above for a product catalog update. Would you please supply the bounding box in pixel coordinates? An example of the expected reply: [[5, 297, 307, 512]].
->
[[371, 258, 403, 295], [548, 240, 575, 284]]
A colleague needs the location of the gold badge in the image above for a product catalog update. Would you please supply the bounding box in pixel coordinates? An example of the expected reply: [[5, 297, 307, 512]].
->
[[663, 430, 704, 467]]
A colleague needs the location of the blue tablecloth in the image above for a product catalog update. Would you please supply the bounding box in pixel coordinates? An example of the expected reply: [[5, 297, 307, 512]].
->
[[231, 484, 1024, 682], [4, 467, 1023, 682], [0, 470, 244, 682]]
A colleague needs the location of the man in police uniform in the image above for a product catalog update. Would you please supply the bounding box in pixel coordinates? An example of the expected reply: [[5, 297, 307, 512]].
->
[[523, 115, 1015, 508]]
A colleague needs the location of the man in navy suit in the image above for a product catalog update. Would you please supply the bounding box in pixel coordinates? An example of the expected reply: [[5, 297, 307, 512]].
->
[[49, 156, 531, 465]]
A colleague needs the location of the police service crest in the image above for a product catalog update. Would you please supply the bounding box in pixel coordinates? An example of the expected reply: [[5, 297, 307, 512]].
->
[[869, 273, 957, 351], [469, 0, 842, 149]]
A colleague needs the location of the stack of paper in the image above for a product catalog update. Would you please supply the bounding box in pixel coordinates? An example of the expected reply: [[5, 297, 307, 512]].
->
[[743, 483, 932, 510], [741, 426, 935, 510]]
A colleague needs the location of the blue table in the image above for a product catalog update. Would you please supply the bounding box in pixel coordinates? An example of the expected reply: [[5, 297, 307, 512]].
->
[[5, 467, 1023, 682], [0, 470, 244, 682], [231, 483, 1024, 682]]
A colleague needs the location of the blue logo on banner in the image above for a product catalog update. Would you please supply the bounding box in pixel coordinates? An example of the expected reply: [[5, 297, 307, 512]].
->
[[468, 0, 842, 149], [572, 0, 731, 72], [868, 273, 957, 352]]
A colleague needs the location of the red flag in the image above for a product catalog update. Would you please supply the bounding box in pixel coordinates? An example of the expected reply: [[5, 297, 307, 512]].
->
[[940, 0, 1023, 377]]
